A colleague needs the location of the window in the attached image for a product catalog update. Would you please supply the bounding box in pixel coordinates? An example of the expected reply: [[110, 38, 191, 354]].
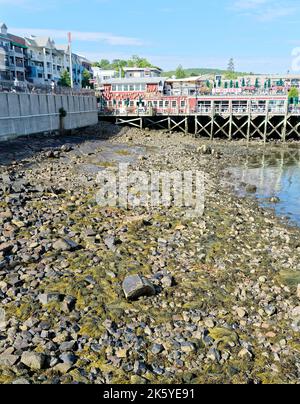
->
[[159, 101, 163, 108], [141, 84, 146, 91], [130, 101, 134, 107], [135, 84, 141, 91], [112, 85, 117, 91], [172, 101, 177, 108], [165, 101, 170, 108], [181, 100, 186, 108], [153, 101, 158, 107], [129, 84, 134, 91], [123, 84, 128, 91]]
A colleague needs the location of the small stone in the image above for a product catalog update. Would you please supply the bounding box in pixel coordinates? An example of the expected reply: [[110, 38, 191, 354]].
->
[[265, 305, 277, 317], [21, 352, 46, 370], [62, 296, 76, 313], [258, 276, 267, 284], [197, 145, 212, 155], [236, 308, 247, 318], [291, 306, 300, 317], [38, 293, 63, 305], [245, 184, 257, 193], [59, 352, 77, 366], [133, 361, 147, 376], [122, 275, 156, 301], [161, 275, 174, 288], [151, 344, 164, 355], [53, 238, 79, 251], [238, 348, 253, 359], [0, 350, 19, 367], [0, 242, 14, 255], [181, 342, 196, 354], [204, 318, 215, 328], [207, 348, 221, 362], [116, 349, 128, 359], [59, 341, 76, 352], [270, 196, 280, 203], [12, 378, 30, 385]]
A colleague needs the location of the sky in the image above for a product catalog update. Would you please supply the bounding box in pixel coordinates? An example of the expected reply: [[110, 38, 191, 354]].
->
[[1, 0, 300, 73]]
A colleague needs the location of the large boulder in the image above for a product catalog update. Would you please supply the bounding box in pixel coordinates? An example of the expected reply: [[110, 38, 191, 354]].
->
[[21, 352, 46, 370], [122, 275, 156, 301]]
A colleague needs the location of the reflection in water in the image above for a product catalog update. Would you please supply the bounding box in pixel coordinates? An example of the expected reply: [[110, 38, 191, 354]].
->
[[230, 147, 300, 226]]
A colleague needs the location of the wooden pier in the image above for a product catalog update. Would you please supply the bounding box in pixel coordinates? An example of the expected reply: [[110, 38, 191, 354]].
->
[[99, 98, 300, 142]]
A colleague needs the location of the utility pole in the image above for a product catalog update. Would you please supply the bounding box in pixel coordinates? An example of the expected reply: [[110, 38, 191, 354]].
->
[[68, 32, 73, 89]]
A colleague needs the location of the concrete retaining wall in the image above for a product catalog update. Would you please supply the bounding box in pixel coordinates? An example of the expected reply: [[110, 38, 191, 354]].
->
[[0, 93, 98, 140]]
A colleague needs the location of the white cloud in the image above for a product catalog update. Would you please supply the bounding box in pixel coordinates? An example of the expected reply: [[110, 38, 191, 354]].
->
[[230, 0, 298, 21], [10, 27, 144, 46]]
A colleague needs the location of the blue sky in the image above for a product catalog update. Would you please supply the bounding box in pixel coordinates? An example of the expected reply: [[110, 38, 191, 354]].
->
[[1, 0, 300, 73]]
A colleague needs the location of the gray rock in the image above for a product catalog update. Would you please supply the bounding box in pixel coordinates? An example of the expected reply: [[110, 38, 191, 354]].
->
[[265, 305, 277, 317], [12, 378, 30, 385], [245, 184, 257, 193], [38, 293, 63, 305], [151, 344, 164, 355], [161, 275, 174, 288], [133, 360, 147, 375], [52, 238, 79, 251], [59, 352, 77, 365], [122, 275, 156, 300], [207, 348, 221, 362], [59, 341, 76, 352], [181, 342, 196, 354], [0, 350, 19, 367], [21, 351, 46, 370], [62, 296, 76, 313]]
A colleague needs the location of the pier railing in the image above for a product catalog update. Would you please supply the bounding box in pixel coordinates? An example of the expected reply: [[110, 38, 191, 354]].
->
[[99, 105, 300, 117]]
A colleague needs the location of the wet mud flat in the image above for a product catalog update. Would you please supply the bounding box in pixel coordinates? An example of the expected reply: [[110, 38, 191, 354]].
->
[[0, 122, 300, 384]]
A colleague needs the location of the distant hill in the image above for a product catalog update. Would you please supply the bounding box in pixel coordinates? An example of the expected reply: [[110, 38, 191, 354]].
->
[[162, 68, 253, 78]]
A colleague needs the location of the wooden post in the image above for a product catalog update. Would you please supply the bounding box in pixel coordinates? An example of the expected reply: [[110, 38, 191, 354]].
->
[[140, 117, 143, 130], [247, 99, 251, 142], [194, 115, 198, 138], [282, 99, 288, 142], [168, 116, 171, 133], [210, 100, 215, 140], [264, 100, 270, 143], [185, 116, 188, 135], [229, 99, 233, 140]]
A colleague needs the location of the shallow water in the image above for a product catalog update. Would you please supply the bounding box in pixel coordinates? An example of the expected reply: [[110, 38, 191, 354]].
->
[[229, 146, 300, 226]]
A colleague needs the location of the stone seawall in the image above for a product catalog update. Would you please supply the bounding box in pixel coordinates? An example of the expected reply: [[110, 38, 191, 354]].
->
[[0, 93, 98, 141]]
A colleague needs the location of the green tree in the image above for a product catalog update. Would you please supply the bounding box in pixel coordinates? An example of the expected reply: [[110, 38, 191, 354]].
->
[[230, 80, 234, 88], [288, 87, 299, 98], [255, 78, 260, 88], [241, 78, 246, 87], [59, 70, 71, 87], [93, 59, 111, 69], [82, 69, 92, 88], [175, 65, 186, 79]]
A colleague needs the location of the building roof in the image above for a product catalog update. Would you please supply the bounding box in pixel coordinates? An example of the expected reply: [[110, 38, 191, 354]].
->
[[102, 77, 167, 85], [123, 67, 162, 72], [25, 36, 56, 49]]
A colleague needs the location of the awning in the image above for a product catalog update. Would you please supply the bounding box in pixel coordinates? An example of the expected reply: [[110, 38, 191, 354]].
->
[[10, 41, 27, 49]]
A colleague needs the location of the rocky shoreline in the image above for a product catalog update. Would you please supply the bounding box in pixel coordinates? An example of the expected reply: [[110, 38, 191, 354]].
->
[[0, 122, 300, 384]]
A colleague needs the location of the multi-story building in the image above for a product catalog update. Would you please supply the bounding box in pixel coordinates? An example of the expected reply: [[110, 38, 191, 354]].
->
[[92, 67, 117, 89], [123, 67, 162, 79], [0, 23, 27, 84], [0, 23, 92, 89]]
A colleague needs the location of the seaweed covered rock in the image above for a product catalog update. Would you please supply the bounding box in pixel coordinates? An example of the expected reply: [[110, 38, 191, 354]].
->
[[122, 275, 156, 301]]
